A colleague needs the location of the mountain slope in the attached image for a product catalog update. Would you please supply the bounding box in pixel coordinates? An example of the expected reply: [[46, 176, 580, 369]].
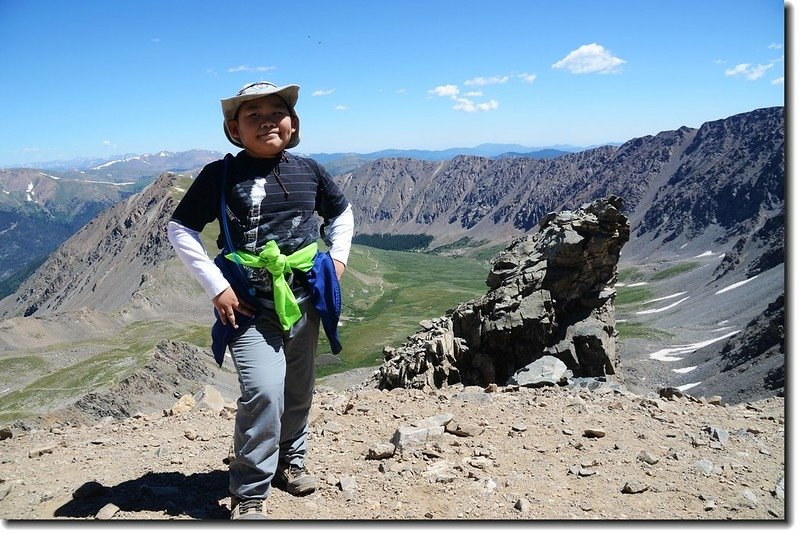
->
[[0, 168, 136, 295], [32, 149, 223, 183], [0, 150, 228, 298], [0, 172, 178, 318]]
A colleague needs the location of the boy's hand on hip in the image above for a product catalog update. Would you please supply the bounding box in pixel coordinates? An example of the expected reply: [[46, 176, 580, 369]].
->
[[213, 286, 253, 328], [333, 259, 345, 281]]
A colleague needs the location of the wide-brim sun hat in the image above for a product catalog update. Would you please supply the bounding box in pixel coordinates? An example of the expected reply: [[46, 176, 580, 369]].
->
[[221, 81, 300, 149]]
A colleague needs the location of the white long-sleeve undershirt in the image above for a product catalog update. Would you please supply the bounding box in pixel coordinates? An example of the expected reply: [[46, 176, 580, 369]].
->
[[167, 204, 354, 299], [323, 203, 354, 266]]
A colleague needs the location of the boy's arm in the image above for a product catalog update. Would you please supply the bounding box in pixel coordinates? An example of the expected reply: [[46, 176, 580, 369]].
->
[[167, 220, 230, 298], [324, 204, 354, 279]]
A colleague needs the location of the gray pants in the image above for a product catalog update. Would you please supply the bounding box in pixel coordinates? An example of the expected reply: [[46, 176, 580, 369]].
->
[[228, 300, 319, 499]]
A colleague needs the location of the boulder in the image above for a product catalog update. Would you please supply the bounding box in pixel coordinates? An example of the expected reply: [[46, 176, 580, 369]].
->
[[507, 355, 572, 387]]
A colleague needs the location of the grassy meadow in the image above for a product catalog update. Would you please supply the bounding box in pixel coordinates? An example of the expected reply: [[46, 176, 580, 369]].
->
[[316, 244, 490, 376], [0, 321, 180, 423]]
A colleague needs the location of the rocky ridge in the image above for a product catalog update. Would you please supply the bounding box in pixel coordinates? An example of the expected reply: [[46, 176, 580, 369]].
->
[[340, 107, 784, 266], [338, 109, 785, 402]]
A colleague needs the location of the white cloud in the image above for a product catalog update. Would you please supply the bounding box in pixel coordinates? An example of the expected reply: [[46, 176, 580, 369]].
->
[[428, 84, 460, 97], [724, 63, 750, 76], [452, 98, 498, 113], [772, 76, 784, 85], [151, 38, 161, 43], [464, 75, 509, 86], [312, 89, 335, 96], [428, 83, 500, 112], [768, 42, 783, 49], [517, 72, 537, 83], [725, 62, 774, 80], [334, 105, 347, 111], [395, 88, 408, 94], [227, 65, 276, 73], [102, 140, 112, 147], [552, 43, 626, 74]]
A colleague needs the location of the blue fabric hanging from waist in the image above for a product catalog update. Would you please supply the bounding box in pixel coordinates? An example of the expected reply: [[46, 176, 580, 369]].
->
[[210, 251, 342, 366]]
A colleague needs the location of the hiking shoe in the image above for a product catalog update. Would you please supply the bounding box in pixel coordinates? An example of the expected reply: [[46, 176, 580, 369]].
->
[[230, 496, 268, 520], [275, 464, 316, 496]]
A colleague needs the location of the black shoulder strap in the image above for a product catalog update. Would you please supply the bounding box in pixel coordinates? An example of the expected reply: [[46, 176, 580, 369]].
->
[[219, 153, 235, 254], [219, 153, 255, 296]]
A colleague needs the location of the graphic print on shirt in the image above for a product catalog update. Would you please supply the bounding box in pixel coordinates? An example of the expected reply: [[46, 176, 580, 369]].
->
[[244, 177, 268, 252], [241, 177, 274, 292], [290, 214, 303, 233]]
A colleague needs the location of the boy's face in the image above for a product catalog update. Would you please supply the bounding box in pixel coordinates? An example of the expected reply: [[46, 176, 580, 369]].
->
[[227, 94, 298, 157]]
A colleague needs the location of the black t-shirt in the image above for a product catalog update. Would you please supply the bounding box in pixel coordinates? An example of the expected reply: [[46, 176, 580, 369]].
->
[[171, 150, 348, 294]]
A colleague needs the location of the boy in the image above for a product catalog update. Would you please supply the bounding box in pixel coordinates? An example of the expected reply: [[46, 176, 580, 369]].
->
[[167, 81, 354, 520]]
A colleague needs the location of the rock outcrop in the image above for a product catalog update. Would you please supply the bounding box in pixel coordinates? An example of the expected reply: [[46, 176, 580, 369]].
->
[[379, 196, 630, 390]]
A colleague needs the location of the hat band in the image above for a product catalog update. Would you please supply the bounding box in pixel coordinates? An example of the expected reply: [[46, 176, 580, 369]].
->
[[237, 81, 278, 96]]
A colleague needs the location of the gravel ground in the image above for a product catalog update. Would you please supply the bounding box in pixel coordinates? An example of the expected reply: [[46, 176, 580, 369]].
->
[[0, 378, 786, 526]]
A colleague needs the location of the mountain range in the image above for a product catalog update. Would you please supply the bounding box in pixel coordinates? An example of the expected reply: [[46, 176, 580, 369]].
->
[[304, 144, 582, 175], [338, 108, 783, 257], [0, 106, 785, 423], [0, 144, 590, 298]]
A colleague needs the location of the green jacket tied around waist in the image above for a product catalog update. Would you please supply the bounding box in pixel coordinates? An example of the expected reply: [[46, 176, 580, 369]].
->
[[225, 240, 318, 331]]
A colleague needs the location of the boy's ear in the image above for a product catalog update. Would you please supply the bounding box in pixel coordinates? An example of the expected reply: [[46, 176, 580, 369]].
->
[[227, 120, 240, 141], [291, 115, 299, 132]]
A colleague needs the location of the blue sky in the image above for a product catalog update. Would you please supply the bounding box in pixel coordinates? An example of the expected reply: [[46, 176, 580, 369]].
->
[[0, 0, 787, 166]]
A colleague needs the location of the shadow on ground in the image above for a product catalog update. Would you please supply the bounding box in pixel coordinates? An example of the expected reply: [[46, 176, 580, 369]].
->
[[52, 469, 230, 519]]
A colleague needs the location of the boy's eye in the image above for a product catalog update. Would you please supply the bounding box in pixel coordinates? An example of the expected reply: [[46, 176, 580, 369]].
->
[[244, 110, 288, 121]]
